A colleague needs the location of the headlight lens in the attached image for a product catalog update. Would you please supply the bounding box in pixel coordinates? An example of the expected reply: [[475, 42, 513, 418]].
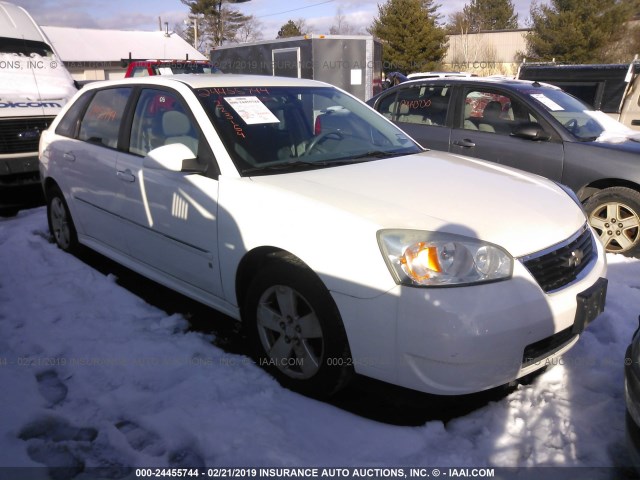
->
[[377, 230, 513, 287]]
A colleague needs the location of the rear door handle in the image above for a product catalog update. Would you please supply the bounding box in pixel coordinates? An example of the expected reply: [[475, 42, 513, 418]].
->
[[453, 139, 476, 148], [63, 152, 75, 162], [116, 169, 135, 183]]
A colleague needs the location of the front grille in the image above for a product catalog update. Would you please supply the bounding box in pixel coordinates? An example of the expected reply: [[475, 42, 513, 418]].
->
[[522, 225, 595, 293], [0, 117, 53, 154]]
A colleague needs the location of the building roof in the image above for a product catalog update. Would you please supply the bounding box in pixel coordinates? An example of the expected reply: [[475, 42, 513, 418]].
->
[[41, 26, 207, 63]]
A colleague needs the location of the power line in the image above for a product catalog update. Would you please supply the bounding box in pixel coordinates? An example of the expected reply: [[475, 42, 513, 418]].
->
[[255, 0, 335, 19]]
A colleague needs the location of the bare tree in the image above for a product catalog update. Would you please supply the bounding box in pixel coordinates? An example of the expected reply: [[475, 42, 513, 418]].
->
[[329, 6, 359, 35], [233, 15, 264, 43]]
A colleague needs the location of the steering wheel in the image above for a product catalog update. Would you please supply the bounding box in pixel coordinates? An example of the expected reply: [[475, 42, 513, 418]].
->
[[303, 130, 344, 156], [563, 118, 579, 135]]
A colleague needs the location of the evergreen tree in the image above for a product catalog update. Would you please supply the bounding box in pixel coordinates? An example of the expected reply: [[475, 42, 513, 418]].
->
[[277, 19, 307, 38], [525, 0, 636, 63], [462, 0, 518, 31], [369, 0, 447, 73], [181, 0, 251, 47]]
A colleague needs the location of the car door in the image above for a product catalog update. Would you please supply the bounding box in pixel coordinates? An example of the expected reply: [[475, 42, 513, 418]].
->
[[449, 86, 565, 181], [56, 87, 133, 253], [376, 83, 452, 152], [114, 87, 223, 296]]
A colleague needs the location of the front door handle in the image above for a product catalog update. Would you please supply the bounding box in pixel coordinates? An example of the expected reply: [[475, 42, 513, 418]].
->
[[453, 138, 476, 148], [63, 152, 75, 162], [116, 169, 136, 183]]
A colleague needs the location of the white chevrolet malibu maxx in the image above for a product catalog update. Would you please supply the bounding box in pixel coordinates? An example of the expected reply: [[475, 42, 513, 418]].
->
[[39, 75, 607, 398]]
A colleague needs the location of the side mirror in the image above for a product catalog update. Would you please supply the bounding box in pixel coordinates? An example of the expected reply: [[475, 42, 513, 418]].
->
[[511, 123, 551, 141], [143, 143, 207, 173]]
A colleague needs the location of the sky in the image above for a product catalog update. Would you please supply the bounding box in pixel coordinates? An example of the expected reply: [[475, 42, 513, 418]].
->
[[10, 0, 538, 43]]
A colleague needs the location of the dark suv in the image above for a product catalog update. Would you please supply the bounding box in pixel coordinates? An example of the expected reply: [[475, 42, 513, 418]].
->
[[367, 77, 640, 256]]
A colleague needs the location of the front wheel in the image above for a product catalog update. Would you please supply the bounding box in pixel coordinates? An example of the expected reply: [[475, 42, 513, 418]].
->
[[584, 186, 640, 257], [243, 255, 353, 398]]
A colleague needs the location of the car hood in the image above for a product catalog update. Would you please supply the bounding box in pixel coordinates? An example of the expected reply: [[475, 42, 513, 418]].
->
[[250, 151, 587, 258], [587, 135, 640, 154]]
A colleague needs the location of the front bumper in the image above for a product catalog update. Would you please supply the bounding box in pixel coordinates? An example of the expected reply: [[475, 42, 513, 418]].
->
[[0, 152, 40, 183], [0, 154, 43, 209], [333, 233, 607, 395]]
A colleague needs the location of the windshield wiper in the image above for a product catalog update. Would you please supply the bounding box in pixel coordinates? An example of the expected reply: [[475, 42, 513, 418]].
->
[[347, 150, 408, 161], [242, 150, 414, 175], [242, 160, 332, 175]]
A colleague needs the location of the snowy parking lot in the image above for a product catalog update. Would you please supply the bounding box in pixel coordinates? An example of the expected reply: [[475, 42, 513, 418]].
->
[[1, 207, 640, 479]]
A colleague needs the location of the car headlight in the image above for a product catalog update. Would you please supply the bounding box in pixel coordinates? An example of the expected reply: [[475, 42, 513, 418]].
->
[[377, 230, 513, 287]]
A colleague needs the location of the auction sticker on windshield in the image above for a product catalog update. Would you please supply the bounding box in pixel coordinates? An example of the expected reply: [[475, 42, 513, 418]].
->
[[530, 93, 564, 111], [224, 96, 280, 124]]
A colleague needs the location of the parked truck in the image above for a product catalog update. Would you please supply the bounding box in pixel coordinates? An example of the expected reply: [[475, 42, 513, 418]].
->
[[210, 35, 383, 102], [517, 61, 640, 130], [0, 1, 77, 215]]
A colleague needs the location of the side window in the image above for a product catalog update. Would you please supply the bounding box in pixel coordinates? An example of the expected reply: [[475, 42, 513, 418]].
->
[[462, 89, 538, 135], [129, 89, 200, 158], [395, 85, 450, 126], [55, 91, 93, 138], [78, 88, 132, 149], [376, 92, 398, 120]]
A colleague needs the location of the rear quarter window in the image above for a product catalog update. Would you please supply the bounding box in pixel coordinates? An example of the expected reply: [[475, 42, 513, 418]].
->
[[55, 91, 93, 138]]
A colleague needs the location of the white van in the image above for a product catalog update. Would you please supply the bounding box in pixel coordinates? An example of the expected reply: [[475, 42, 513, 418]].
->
[[0, 1, 76, 214]]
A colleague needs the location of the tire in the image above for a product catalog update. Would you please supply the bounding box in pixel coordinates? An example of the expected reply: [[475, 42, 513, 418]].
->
[[583, 186, 640, 257], [243, 254, 353, 398], [46, 186, 78, 253]]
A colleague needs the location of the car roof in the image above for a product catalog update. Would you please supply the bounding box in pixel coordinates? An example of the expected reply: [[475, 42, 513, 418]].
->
[[396, 76, 562, 91], [407, 71, 476, 78], [82, 74, 331, 91]]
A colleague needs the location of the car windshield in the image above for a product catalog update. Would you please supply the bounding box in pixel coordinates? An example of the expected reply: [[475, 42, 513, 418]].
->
[[195, 85, 422, 175], [524, 87, 635, 141], [0, 37, 54, 58]]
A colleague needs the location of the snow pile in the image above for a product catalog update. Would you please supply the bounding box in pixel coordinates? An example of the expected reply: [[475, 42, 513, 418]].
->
[[0, 207, 638, 476]]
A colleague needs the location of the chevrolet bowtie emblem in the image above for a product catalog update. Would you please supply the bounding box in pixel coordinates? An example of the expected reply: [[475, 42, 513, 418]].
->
[[566, 249, 584, 268]]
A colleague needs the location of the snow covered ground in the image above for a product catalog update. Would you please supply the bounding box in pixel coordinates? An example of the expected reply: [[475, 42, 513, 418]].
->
[[1, 207, 640, 479]]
